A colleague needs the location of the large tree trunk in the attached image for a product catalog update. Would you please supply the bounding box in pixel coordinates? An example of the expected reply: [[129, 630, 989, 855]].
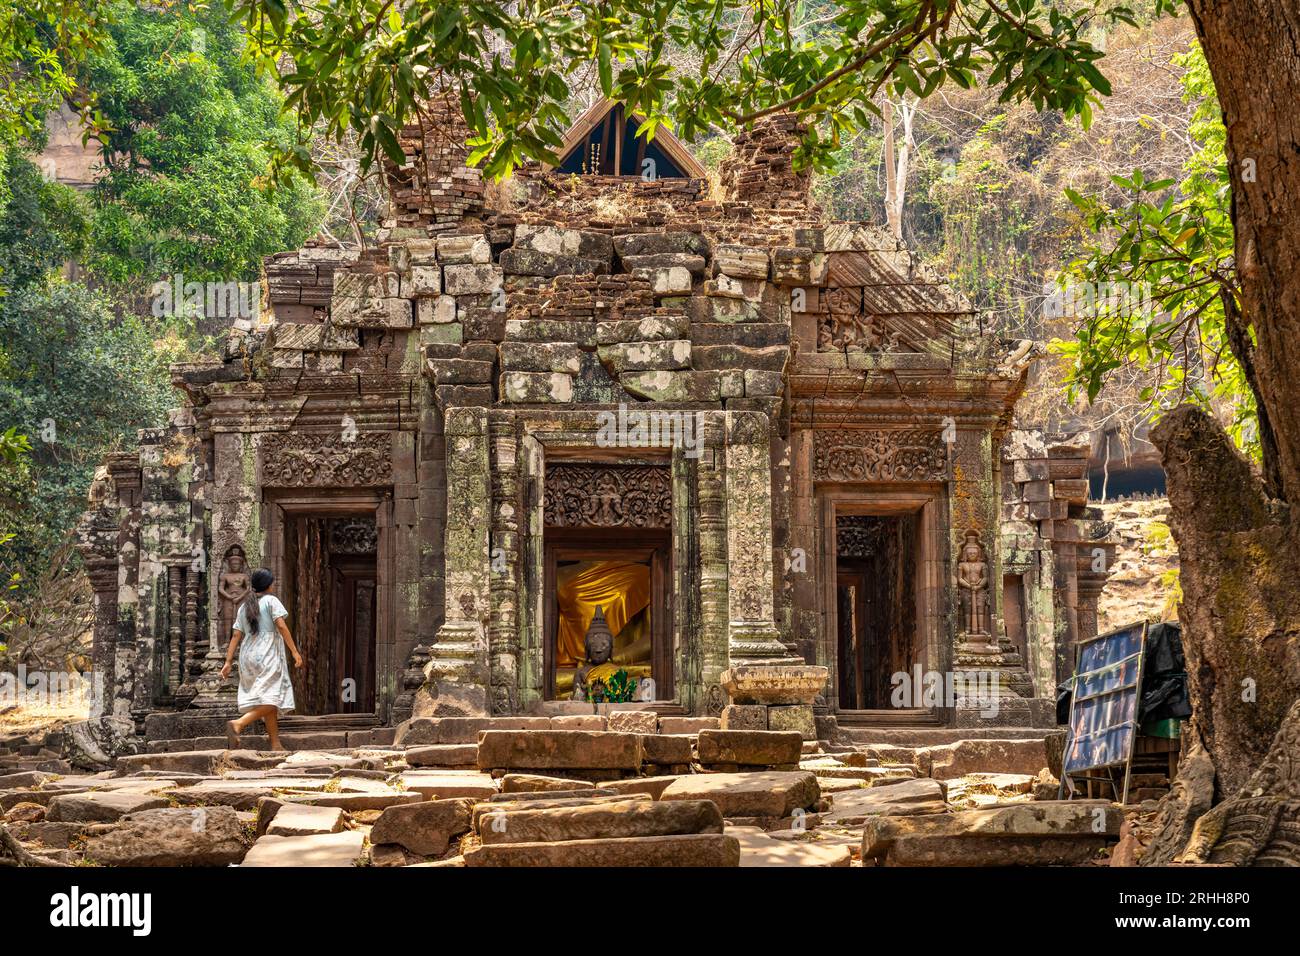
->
[[1138, 1, 1300, 860], [1149, 407, 1300, 796], [1188, 0, 1300, 499]]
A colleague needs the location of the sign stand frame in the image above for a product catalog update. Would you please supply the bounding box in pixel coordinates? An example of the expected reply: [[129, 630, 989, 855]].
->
[[1058, 621, 1149, 804]]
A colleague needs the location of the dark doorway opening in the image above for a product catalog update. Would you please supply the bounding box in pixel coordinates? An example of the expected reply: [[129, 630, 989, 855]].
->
[[1003, 572, 1028, 663], [835, 514, 919, 709], [280, 514, 378, 715]]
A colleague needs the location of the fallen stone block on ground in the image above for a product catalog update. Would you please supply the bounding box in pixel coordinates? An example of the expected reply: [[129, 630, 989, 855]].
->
[[729, 825, 852, 867], [696, 730, 803, 767], [478, 798, 722, 845], [265, 803, 346, 837], [473, 793, 650, 831], [82, 806, 248, 866], [923, 739, 1049, 779], [477, 730, 643, 772], [660, 771, 819, 818], [500, 773, 595, 793], [464, 833, 740, 867], [862, 800, 1120, 866], [240, 829, 367, 867], [399, 771, 498, 800], [404, 744, 479, 768], [45, 790, 171, 823], [821, 778, 949, 825], [370, 797, 475, 856]]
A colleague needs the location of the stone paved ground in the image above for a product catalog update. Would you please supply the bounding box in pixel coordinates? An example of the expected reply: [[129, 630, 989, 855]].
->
[[0, 717, 1119, 867]]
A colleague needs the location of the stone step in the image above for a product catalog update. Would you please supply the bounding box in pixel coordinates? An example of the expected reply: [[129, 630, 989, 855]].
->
[[146, 727, 394, 753], [144, 711, 380, 743], [837, 727, 1056, 745]]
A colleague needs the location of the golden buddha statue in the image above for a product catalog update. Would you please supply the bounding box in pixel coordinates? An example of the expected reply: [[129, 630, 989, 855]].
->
[[573, 605, 652, 702]]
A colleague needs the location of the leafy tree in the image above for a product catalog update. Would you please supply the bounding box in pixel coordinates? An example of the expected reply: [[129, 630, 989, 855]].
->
[[1055, 43, 1248, 451], [228, 0, 1148, 180], [82, 1, 323, 288], [0, 280, 191, 577], [0, 144, 90, 291], [0, 0, 110, 147]]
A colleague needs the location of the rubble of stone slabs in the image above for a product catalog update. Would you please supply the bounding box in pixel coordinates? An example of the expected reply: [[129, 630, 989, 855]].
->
[[861, 800, 1120, 866]]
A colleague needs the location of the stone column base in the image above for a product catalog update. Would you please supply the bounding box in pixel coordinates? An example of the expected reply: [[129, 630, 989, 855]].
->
[[727, 621, 799, 663], [422, 622, 490, 717]]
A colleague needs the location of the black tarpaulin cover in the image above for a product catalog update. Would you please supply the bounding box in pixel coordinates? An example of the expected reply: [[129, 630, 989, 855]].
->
[[1056, 621, 1192, 725]]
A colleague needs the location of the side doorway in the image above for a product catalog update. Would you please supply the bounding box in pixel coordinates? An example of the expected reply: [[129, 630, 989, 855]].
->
[[268, 500, 386, 716]]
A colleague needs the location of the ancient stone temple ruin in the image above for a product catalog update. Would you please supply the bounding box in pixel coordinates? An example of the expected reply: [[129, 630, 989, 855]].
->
[[77, 97, 1112, 747]]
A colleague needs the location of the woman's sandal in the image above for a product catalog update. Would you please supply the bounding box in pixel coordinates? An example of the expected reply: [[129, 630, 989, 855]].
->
[[225, 720, 241, 750]]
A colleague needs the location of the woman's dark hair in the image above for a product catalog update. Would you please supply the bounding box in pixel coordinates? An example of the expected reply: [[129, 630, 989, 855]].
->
[[241, 569, 275, 637]]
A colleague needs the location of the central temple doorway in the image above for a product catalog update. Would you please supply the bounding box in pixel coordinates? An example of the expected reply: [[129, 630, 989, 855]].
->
[[543, 530, 672, 702], [276, 512, 379, 716], [834, 513, 921, 710]]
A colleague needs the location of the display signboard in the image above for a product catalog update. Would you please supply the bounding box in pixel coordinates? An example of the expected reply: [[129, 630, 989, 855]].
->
[[1061, 622, 1147, 800]]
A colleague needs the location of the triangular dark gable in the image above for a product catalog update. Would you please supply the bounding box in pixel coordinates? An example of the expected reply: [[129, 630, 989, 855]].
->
[[555, 102, 695, 178]]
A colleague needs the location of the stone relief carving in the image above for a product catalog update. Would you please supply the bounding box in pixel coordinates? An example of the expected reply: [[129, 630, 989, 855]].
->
[[813, 428, 948, 482], [836, 516, 889, 559], [217, 545, 251, 639], [956, 530, 992, 640], [543, 464, 672, 528], [261, 432, 392, 487], [816, 287, 904, 352], [328, 516, 379, 554]]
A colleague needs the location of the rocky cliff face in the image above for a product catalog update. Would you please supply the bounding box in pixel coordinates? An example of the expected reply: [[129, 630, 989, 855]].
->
[[1096, 497, 1179, 633]]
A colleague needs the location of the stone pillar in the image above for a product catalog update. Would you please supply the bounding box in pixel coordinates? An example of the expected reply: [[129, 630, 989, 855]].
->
[[76, 467, 122, 720], [193, 431, 249, 711], [487, 411, 522, 715], [423, 406, 492, 716], [723, 410, 788, 662], [695, 411, 730, 713], [720, 410, 827, 738]]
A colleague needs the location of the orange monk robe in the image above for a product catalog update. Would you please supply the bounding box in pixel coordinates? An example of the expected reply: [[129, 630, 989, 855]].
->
[[555, 561, 651, 668]]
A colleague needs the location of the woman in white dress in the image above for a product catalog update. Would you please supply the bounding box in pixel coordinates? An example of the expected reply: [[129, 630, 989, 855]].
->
[[219, 568, 304, 751]]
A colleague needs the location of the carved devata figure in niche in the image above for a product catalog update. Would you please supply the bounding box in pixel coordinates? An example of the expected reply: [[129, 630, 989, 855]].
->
[[217, 545, 251, 639], [557, 562, 654, 702], [957, 531, 995, 650]]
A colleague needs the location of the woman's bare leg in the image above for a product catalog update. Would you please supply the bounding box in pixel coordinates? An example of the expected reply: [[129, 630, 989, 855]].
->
[[263, 707, 284, 751], [233, 705, 275, 735]]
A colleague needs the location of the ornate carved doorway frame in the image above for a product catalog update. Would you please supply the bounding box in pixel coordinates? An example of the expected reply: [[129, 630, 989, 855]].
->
[[519, 422, 695, 711], [537, 460, 675, 702], [818, 488, 948, 720], [263, 490, 394, 718]]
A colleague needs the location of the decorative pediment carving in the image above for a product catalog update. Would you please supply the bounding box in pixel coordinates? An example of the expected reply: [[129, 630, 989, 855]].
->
[[261, 432, 392, 487], [813, 284, 964, 354], [818, 312, 904, 352], [813, 428, 948, 482], [543, 464, 672, 528]]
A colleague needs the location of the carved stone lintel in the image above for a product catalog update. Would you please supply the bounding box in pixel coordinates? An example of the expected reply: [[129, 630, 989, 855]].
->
[[543, 463, 671, 529], [813, 428, 948, 483], [261, 432, 393, 487]]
